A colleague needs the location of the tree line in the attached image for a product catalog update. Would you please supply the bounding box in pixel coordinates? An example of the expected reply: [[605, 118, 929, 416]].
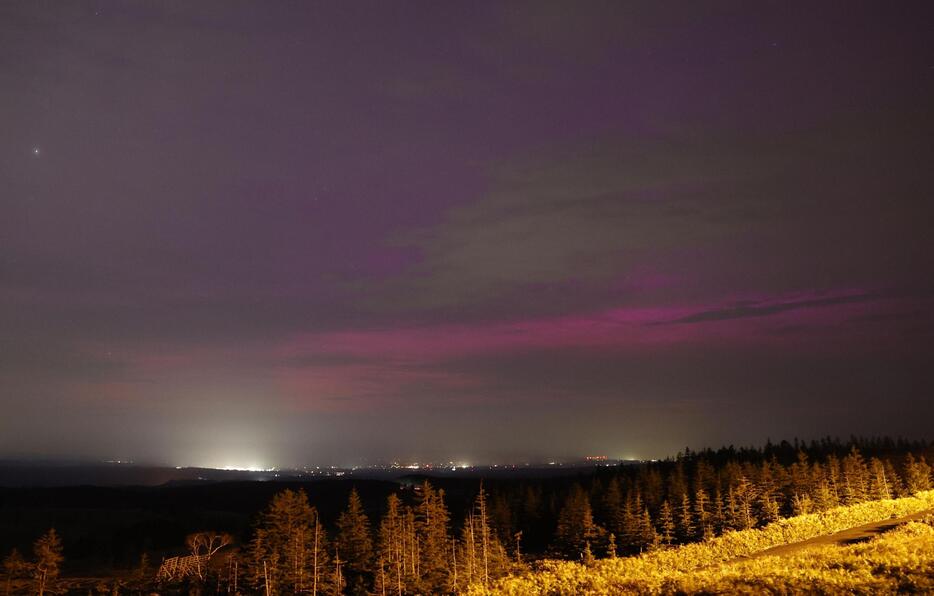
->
[[2, 437, 932, 594], [245, 482, 513, 595], [233, 440, 934, 594]]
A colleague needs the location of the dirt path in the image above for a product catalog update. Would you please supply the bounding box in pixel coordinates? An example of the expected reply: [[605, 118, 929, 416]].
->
[[732, 508, 934, 561]]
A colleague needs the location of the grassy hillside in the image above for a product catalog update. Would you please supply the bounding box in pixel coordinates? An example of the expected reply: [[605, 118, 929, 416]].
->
[[669, 517, 934, 594], [469, 490, 934, 595]]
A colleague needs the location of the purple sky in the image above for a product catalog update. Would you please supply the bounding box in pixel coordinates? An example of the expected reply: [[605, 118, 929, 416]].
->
[[2, 1, 933, 467]]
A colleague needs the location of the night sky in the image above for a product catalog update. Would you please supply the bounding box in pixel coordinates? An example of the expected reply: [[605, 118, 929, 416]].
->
[[2, 2, 933, 468]]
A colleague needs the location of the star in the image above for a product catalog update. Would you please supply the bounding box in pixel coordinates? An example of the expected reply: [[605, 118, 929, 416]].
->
[[32, 147, 41, 156]]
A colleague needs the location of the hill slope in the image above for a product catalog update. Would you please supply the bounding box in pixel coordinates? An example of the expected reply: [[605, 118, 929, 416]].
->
[[470, 490, 934, 595]]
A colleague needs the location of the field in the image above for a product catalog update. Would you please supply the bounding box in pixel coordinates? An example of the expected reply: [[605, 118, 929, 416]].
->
[[469, 490, 934, 595]]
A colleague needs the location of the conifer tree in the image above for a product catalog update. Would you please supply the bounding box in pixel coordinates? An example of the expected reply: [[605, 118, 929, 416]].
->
[[791, 492, 813, 516], [727, 476, 757, 530], [620, 493, 638, 553], [758, 492, 781, 523], [657, 501, 675, 545], [677, 493, 694, 542], [842, 447, 869, 504], [789, 451, 812, 497], [551, 485, 602, 559], [599, 478, 624, 541], [825, 454, 843, 503], [375, 494, 406, 596], [249, 489, 334, 595], [582, 541, 595, 566], [883, 459, 904, 497], [712, 489, 726, 534], [812, 479, 837, 511], [668, 462, 688, 501], [869, 457, 892, 500], [33, 529, 63, 596], [489, 493, 515, 545], [519, 485, 543, 547], [904, 454, 933, 494], [3, 549, 29, 596], [336, 488, 374, 595], [454, 486, 511, 591], [694, 488, 713, 541], [414, 482, 451, 593], [637, 509, 659, 552]]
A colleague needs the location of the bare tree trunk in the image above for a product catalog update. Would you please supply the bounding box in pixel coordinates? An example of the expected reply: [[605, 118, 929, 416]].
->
[[313, 521, 320, 596], [380, 559, 386, 596], [451, 538, 457, 592], [480, 494, 489, 587], [334, 546, 342, 594], [263, 560, 270, 596], [393, 514, 402, 596], [467, 514, 475, 584], [298, 526, 305, 594], [398, 515, 405, 585]]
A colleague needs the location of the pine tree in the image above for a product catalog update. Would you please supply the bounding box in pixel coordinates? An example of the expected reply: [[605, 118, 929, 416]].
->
[[712, 488, 726, 534], [33, 529, 63, 596], [489, 493, 514, 546], [637, 509, 659, 552], [414, 482, 451, 593], [249, 489, 334, 595], [519, 485, 543, 549], [813, 479, 838, 511], [791, 492, 813, 516], [904, 454, 933, 494], [758, 492, 781, 523], [842, 447, 869, 504], [675, 492, 694, 543], [869, 457, 892, 500], [336, 488, 374, 595], [551, 485, 602, 559], [789, 451, 812, 498], [727, 476, 757, 530], [599, 478, 624, 541], [3, 549, 29, 596], [375, 494, 406, 596], [581, 541, 595, 566], [694, 488, 713, 541], [657, 501, 675, 545], [883, 460, 904, 497], [454, 486, 511, 591], [620, 493, 638, 553], [825, 454, 843, 504]]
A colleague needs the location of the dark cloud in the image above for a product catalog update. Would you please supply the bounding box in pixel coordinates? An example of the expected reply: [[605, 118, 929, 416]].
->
[[664, 293, 877, 325], [377, 112, 933, 317]]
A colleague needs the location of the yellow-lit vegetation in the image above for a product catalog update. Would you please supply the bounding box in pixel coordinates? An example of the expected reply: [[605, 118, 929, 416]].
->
[[469, 491, 934, 595], [670, 517, 934, 594]]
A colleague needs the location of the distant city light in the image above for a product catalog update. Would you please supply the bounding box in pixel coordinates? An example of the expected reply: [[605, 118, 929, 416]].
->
[[220, 465, 274, 472]]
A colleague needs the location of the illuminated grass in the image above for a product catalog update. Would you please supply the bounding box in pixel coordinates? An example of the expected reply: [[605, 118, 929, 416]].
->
[[469, 490, 934, 595], [669, 517, 934, 595]]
